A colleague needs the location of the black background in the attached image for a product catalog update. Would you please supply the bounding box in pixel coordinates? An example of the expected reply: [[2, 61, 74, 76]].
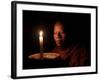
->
[[23, 10, 90, 69]]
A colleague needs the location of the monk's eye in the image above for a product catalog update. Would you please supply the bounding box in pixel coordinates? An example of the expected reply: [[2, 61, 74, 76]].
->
[[60, 32, 65, 34]]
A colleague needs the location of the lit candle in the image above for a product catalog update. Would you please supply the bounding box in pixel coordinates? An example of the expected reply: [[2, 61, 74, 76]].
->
[[39, 31, 43, 59]]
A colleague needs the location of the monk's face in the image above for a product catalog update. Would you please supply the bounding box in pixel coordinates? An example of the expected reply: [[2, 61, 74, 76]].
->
[[53, 22, 66, 47]]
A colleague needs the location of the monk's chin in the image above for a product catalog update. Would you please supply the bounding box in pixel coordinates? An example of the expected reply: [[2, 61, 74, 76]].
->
[[56, 44, 63, 47]]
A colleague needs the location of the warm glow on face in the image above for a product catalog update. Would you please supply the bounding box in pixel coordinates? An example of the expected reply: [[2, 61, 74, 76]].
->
[[53, 22, 66, 47]]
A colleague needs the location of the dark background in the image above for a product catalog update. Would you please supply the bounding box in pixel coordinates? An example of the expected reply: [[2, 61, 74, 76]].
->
[[23, 10, 90, 69]]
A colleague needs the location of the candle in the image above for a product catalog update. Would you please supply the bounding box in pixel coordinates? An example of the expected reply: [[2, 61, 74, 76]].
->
[[39, 31, 43, 59]]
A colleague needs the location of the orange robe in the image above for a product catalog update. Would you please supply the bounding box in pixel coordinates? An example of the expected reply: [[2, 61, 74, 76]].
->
[[51, 44, 90, 67]]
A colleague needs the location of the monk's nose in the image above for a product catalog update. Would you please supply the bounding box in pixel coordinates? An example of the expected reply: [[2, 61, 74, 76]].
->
[[57, 32, 62, 38]]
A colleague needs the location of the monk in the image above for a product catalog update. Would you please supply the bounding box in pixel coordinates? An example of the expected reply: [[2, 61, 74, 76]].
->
[[51, 21, 89, 66]]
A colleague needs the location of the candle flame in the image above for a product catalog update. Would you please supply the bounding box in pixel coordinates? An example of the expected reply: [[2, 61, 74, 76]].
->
[[39, 31, 43, 36], [39, 30, 43, 43], [39, 30, 43, 54]]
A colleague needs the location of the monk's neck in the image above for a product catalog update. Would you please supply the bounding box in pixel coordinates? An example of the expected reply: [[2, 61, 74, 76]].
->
[[55, 46, 65, 50]]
